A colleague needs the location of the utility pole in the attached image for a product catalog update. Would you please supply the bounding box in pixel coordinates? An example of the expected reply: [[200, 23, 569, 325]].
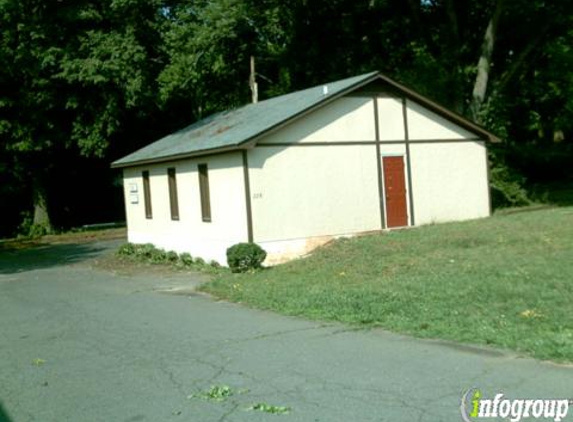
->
[[249, 55, 258, 104]]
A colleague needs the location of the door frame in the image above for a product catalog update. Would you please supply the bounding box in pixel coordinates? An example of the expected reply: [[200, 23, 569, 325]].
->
[[380, 153, 412, 229]]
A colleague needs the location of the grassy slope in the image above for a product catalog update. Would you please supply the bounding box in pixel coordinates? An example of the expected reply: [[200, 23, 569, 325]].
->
[[202, 207, 573, 362]]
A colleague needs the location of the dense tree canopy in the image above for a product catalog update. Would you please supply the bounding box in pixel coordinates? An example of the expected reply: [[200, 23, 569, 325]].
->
[[0, 0, 571, 237]]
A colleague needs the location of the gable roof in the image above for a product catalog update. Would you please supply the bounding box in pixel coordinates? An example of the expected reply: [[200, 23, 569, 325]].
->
[[112, 71, 498, 168]]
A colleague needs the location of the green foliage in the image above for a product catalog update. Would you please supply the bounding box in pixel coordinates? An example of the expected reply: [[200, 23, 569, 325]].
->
[[204, 207, 573, 362], [117, 243, 165, 262], [116, 243, 222, 273], [0, 0, 166, 231], [226, 243, 267, 273], [17, 211, 50, 238], [178, 252, 194, 266], [149, 248, 168, 264], [248, 403, 290, 414], [0, 1, 158, 158], [189, 385, 234, 402], [32, 358, 46, 367], [166, 250, 179, 262], [135, 243, 159, 259], [117, 242, 137, 256], [158, 0, 290, 120], [489, 162, 531, 208], [188, 383, 290, 414]]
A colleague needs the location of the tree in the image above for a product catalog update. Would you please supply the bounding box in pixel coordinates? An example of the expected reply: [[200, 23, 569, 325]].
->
[[0, 0, 165, 231], [158, 0, 290, 122]]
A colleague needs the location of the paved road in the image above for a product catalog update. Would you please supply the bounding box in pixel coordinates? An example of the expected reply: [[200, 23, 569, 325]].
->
[[0, 241, 572, 422]]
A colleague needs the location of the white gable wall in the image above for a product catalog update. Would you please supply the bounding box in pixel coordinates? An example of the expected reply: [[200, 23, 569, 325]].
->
[[407, 101, 477, 140], [261, 97, 375, 143], [377, 97, 405, 140], [404, 98, 489, 224], [409, 141, 490, 225], [122, 152, 247, 264]]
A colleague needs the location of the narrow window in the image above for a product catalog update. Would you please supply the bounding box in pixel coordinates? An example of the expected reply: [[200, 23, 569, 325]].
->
[[168, 168, 179, 221], [142, 170, 152, 219], [198, 164, 211, 222]]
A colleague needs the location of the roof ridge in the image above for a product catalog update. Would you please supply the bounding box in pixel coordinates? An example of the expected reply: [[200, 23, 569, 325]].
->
[[250, 70, 379, 106]]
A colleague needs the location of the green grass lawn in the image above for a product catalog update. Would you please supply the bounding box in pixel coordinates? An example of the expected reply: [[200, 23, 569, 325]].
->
[[202, 206, 573, 362]]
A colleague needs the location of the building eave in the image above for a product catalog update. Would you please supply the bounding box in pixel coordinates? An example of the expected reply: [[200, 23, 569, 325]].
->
[[111, 145, 244, 169]]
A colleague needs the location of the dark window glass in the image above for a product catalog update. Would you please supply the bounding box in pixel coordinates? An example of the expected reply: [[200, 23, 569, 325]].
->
[[168, 168, 179, 221], [142, 170, 152, 219], [198, 164, 211, 222]]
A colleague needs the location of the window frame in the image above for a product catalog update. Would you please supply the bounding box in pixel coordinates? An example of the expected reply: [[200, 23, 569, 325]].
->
[[142, 170, 152, 219], [198, 163, 211, 222], [167, 167, 180, 221]]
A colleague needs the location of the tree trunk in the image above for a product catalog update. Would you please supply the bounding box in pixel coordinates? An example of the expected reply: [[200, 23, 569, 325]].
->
[[32, 175, 51, 231], [470, 0, 506, 123]]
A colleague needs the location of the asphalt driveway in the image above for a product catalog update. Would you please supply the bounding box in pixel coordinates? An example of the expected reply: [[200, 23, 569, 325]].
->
[[0, 240, 572, 422]]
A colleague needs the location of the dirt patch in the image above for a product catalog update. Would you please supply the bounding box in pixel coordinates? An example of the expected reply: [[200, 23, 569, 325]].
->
[[43, 228, 126, 244], [88, 253, 210, 280]]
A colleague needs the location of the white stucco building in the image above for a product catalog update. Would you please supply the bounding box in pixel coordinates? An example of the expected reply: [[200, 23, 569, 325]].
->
[[112, 72, 497, 265]]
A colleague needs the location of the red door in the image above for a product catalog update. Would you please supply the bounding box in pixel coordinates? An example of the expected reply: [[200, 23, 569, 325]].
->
[[383, 156, 408, 228]]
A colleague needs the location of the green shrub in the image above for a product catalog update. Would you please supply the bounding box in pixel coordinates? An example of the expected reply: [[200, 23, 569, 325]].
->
[[226, 243, 267, 273], [134, 243, 157, 259], [490, 164, 531, 208], [149, 248, 168, 264], [120, 243, 168, 264], [166, 250, 179, 262], [179, 252, 194, 266], [117, 243, 136, 256], [116, 243, 223, 272], [488, 148, 531, 209]]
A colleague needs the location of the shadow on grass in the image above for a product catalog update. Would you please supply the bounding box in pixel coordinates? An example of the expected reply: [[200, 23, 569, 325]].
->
[[0, 242, 116, 275], [0, 402, 13, 422]]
